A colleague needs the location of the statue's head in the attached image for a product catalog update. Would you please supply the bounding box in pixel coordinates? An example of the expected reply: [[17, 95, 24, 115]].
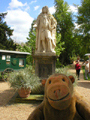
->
[[42, 6, 49, 14]]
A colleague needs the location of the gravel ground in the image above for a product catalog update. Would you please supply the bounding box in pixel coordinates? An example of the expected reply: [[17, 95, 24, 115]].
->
[[69, 62, 90, 102], [0, 63, 90, 120]]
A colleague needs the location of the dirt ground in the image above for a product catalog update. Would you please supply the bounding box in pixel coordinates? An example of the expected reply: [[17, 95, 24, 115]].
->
[[69, 63, 90, 102], [0, 63, 90, 120]]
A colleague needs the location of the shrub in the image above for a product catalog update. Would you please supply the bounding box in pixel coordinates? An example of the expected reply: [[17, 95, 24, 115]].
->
[[55, 66, 77, 86], [8, 67, 40, 90]]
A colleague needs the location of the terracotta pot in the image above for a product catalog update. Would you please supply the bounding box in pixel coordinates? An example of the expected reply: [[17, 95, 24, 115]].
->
[[41, 79, 47, 87], [18, 88, 31, 98]]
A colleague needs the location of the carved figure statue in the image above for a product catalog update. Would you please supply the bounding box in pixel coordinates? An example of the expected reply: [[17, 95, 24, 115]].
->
[[33, 6, 57, 53]]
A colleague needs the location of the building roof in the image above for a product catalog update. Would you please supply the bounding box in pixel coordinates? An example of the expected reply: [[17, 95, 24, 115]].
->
[[85, 53, 90, 56], [0, 49, 30, 55]]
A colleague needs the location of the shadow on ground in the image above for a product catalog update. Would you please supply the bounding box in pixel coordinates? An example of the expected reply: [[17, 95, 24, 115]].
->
[[0, 88, 43, 107], [77, 81, 90, 89], [0, 89, 16, 106]]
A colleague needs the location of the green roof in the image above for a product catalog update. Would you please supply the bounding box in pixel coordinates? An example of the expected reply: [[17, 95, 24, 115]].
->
[[0, 49, 30, 55]]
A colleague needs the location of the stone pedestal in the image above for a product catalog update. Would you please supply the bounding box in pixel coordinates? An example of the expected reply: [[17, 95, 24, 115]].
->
[[34, 53, 56, 79]]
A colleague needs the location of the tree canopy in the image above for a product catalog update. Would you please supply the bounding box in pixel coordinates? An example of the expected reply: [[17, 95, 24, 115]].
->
[[54, 0, 75, 64], [0, 12, 17, 50], [18, 0, 90, 65], [77, 0, 90, 34], [17, 20, 36, 64], [76, 0, 90, 56]]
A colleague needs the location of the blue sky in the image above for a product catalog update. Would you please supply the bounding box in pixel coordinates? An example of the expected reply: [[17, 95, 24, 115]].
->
[[0, 0, 81, 43]]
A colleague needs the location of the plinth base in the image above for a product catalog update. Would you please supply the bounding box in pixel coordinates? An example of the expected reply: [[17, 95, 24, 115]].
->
[[34, 53, 56, 79]]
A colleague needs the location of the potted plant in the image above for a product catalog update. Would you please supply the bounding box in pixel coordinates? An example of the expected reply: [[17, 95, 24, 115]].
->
[[41, 78, 47, 87], [8, 67, 41, 98]]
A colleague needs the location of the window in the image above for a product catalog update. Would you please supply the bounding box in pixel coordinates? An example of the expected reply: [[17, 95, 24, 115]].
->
[[2, 55, 6, 60], [19, 59, 24, 67], [6, 55, 11, 61]]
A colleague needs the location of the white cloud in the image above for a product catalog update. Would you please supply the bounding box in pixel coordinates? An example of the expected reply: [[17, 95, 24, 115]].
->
[[5, 1, 56, 43], [68, 5, 78, 13], [24, 6, 30, 11], [5, 9, 33, 43], [8, 0, 30, 12], [34, 6, 40, 11], [8, 0, 27, 9], [30, 0, 37, 4], [4, 0, 34, 43], [49, 6, 56, 14]]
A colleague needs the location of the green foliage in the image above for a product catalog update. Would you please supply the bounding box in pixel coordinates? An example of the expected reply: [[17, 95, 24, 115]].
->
[[8, 67, 41, 90], [0, 13, 17, 50], [0, 72, 2, 80], [84, 56, 89, 61], [55, 65, 71, 74], [70, 55, 77, 64], [31, 84, 44, 94], [17, 20, 36, 64], [54, 0, 90, 63], [54, 0, 75, 65], [77, 0, 90, 34], [55, 33, 65, 56], [9, 65, 44, 94], [0, 13, 7, 23], [75, 0, 90, 57], [56, 58, 62, 68], [17, 44, 31, 64], [55, 65, 77, 86], [26, 20, 36, 54]]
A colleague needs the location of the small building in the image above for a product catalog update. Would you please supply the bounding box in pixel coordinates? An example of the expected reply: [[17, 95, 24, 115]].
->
[[0, 49, 30, 72]]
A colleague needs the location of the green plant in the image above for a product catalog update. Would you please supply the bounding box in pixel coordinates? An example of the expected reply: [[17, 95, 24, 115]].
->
[[55, 65, 77, 86], [0, 72, 2, 80], [56, 58, 63, 68], [26, 65, 35, 73], [70, 55, 77, 64], [8, 67, 41, 90], [31, 84, 44, 94]]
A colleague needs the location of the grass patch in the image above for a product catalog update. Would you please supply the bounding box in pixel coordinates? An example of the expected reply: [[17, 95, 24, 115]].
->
[[82, 66, 90, 80]]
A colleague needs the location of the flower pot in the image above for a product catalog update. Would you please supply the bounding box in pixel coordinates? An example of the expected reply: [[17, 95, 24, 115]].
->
[[41, 79, 47, 87], [18, 88, 31, 98]]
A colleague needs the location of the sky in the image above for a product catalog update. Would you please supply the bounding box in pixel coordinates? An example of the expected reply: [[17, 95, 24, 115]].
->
[[0, 0, 81, 43]]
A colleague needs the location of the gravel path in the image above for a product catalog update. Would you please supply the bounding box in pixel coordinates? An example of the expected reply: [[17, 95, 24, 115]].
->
[[0, 64, 90, 120]]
